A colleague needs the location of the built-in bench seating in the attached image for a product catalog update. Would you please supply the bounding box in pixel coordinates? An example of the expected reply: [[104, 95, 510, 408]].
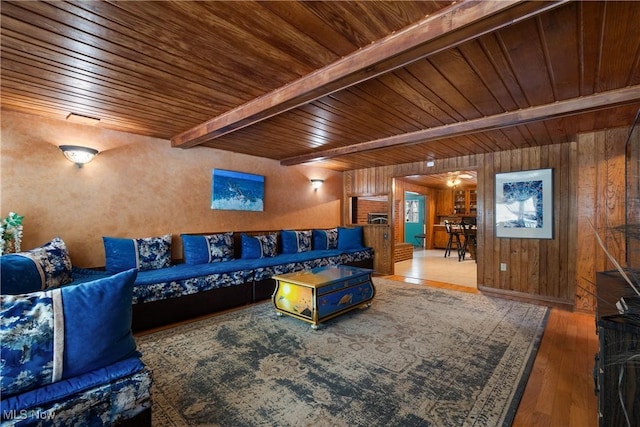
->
[[73, 228, 374, 331]]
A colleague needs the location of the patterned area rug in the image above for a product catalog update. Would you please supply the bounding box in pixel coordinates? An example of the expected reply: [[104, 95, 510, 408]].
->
[[136, 278, 548, 427]]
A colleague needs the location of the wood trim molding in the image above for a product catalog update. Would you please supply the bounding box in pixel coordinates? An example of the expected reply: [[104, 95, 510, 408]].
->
[[478, 285, 574, 310]]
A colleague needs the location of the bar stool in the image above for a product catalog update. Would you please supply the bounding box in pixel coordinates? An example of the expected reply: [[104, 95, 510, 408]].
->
[[458, 221, 477, 262], [444, 220, 462, 258]]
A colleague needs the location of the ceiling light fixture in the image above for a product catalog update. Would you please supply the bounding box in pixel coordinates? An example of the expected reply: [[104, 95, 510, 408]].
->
[[446, 177, 461, 187], [59, 145, 99, 168]]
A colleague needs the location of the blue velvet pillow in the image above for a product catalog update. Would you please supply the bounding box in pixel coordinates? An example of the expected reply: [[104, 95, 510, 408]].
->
[[103, 234, 171, 273], [61, 269, 138, 378], [313, 228, 338, 250], [241, 233, 278, 259], [181, 233, 234, 265], [281, 230, 312, 254], [0, 237, 72, 294], [337, 226, 364, 250], [0, 269, 138, 397]]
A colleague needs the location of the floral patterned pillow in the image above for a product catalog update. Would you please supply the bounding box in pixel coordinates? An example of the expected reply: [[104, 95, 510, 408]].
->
[[241, 233, 278, 259], [0, 290, 59, 396], [103, 234, 172, 273], [281, 230, 312, 254], [181, 233, 234, 265], [0, 237, 73, 293], [312, 228, 338, 250]]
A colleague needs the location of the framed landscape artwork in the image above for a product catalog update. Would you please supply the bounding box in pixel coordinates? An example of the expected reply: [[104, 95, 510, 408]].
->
[[211, 169, 264, 211], [495, 168, 553, 239]]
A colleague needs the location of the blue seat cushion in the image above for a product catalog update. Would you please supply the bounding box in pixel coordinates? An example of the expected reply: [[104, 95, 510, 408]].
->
[[248, 249, 342, 269], [0, 356, 145, 413], [132, 260, 255, 285]]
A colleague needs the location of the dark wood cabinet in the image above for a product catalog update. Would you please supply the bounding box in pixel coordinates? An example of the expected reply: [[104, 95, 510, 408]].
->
[[595, 271, 640, 427], [436, 190, 454, 216]]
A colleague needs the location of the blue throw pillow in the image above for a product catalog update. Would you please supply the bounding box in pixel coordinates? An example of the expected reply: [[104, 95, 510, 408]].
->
[[241, 233, 278, 259], [337, 226, 364, 250], [281, 230, 312, 254], [61, 269, 138, 378], [103, 234, 171, 273], [181, 233, 234, 265], [0, 269, 138, 397], [313, 228, 338, 250], [0, 237, 72, 294]]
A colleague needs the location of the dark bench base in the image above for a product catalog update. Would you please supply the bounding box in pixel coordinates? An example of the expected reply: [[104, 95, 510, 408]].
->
[[116, 408, 152, 426], [132, 283, 252, 331]]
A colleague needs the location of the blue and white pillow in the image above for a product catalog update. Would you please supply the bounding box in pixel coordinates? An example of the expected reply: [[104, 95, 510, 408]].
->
[[241, 233, 278, 259], [312, 228, 338, 250], [0, 237, 72, 294], [181, 233, 234, 265], [103, 234, 172, 273], [0, 290, 57, 395], [0, 269, 138, 398], [281, 230, 312, 254]]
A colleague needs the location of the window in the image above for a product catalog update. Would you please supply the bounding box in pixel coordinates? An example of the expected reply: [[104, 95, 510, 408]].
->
[[405, 200, 419, 223]]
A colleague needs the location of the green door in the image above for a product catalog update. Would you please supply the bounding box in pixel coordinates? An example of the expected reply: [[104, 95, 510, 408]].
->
[[404, 192, 425, 246]]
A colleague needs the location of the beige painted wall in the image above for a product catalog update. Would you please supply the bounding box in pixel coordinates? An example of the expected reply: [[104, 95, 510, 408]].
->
[[1, 110, 342, 267]]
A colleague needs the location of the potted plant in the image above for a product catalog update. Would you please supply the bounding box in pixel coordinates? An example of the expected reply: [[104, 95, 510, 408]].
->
[[0, 212, 24, 255]]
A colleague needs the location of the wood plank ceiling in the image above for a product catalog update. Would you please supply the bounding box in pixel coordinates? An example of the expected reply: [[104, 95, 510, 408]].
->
[[2, 1, 640, 172]]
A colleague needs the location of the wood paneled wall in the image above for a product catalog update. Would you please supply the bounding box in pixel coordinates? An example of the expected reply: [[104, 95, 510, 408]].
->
[[344, 128, 633, 312], [343, 166, 394, 275], [478, 144, 578, 308], [362, 225, 392, 274], [628, 124, 640, 270], [575, 127, 630, 312]]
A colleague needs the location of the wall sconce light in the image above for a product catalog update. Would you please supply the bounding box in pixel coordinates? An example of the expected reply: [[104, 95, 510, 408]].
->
[[310, 179, 324, 190], [59, 145, 99, 168]]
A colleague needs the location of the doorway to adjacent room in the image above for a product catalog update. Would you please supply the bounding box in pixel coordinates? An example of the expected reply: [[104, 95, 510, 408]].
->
[[393, 173, 478, 288]]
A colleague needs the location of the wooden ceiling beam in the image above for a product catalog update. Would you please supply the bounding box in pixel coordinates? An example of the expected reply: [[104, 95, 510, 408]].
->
[[280, 86, 640, 166], [172, 0, 569, 149]]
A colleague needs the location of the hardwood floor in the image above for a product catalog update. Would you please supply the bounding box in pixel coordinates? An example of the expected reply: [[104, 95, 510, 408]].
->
[[386, 274, 599, 427]]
